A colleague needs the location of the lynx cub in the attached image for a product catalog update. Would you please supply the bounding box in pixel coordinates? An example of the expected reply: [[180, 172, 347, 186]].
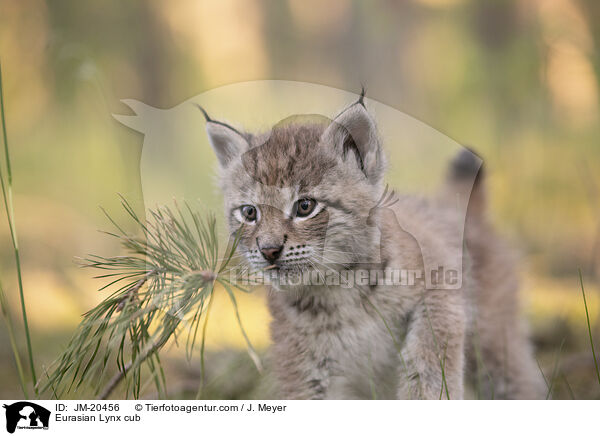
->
[[201, 95, 544, 399]]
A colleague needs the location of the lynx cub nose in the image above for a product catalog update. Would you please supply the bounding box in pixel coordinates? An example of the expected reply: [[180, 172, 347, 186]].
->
[[260, 245, 283, 263]]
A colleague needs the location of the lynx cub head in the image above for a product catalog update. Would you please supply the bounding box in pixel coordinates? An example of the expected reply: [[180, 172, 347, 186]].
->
[[203, 97, 386, 282]]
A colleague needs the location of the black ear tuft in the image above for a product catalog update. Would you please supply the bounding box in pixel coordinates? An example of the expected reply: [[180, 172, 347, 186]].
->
[[321, 100, 383, 184], [199, 105, 250, 168], [194, 103, 212, 122], [357, 85, 367, 107], [195, 103, 246, 137]]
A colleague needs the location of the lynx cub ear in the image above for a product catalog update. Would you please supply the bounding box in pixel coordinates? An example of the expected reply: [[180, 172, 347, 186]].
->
[[197, 105, 249, 168], [321, 100, 384, 184]]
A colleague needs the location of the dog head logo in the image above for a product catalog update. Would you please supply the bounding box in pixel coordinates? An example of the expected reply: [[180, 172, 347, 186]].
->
[[113, 81, 479, 290], [3, 402, 50, 433]]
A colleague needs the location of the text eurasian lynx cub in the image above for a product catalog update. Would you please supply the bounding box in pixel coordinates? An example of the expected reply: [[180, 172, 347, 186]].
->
[[201, 95, 545, 399]]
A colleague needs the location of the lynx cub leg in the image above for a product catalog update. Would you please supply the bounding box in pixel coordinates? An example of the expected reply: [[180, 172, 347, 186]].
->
[[397, 290, 466, 399]]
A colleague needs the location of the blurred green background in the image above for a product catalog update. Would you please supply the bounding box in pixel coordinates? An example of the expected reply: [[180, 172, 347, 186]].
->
[[0, 0, 599, 399]]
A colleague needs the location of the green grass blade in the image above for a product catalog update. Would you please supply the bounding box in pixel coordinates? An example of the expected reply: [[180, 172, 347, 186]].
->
[[220, 279, 262, 373], [579, 269, 600, 386], [0, 59, 37, 394], [0, 279, 28, 398], [546, 338, 565, 400], [195, 294, 214, 400]]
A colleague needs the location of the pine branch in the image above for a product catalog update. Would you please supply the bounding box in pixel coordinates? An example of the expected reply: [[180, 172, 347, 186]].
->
[[40, 198, 254, 399], [98, 339, 161, 400]]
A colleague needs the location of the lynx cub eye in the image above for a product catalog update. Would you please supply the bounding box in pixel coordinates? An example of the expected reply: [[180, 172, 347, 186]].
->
[[240, 205, 257, 222], [295, 199, 317, 218]]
